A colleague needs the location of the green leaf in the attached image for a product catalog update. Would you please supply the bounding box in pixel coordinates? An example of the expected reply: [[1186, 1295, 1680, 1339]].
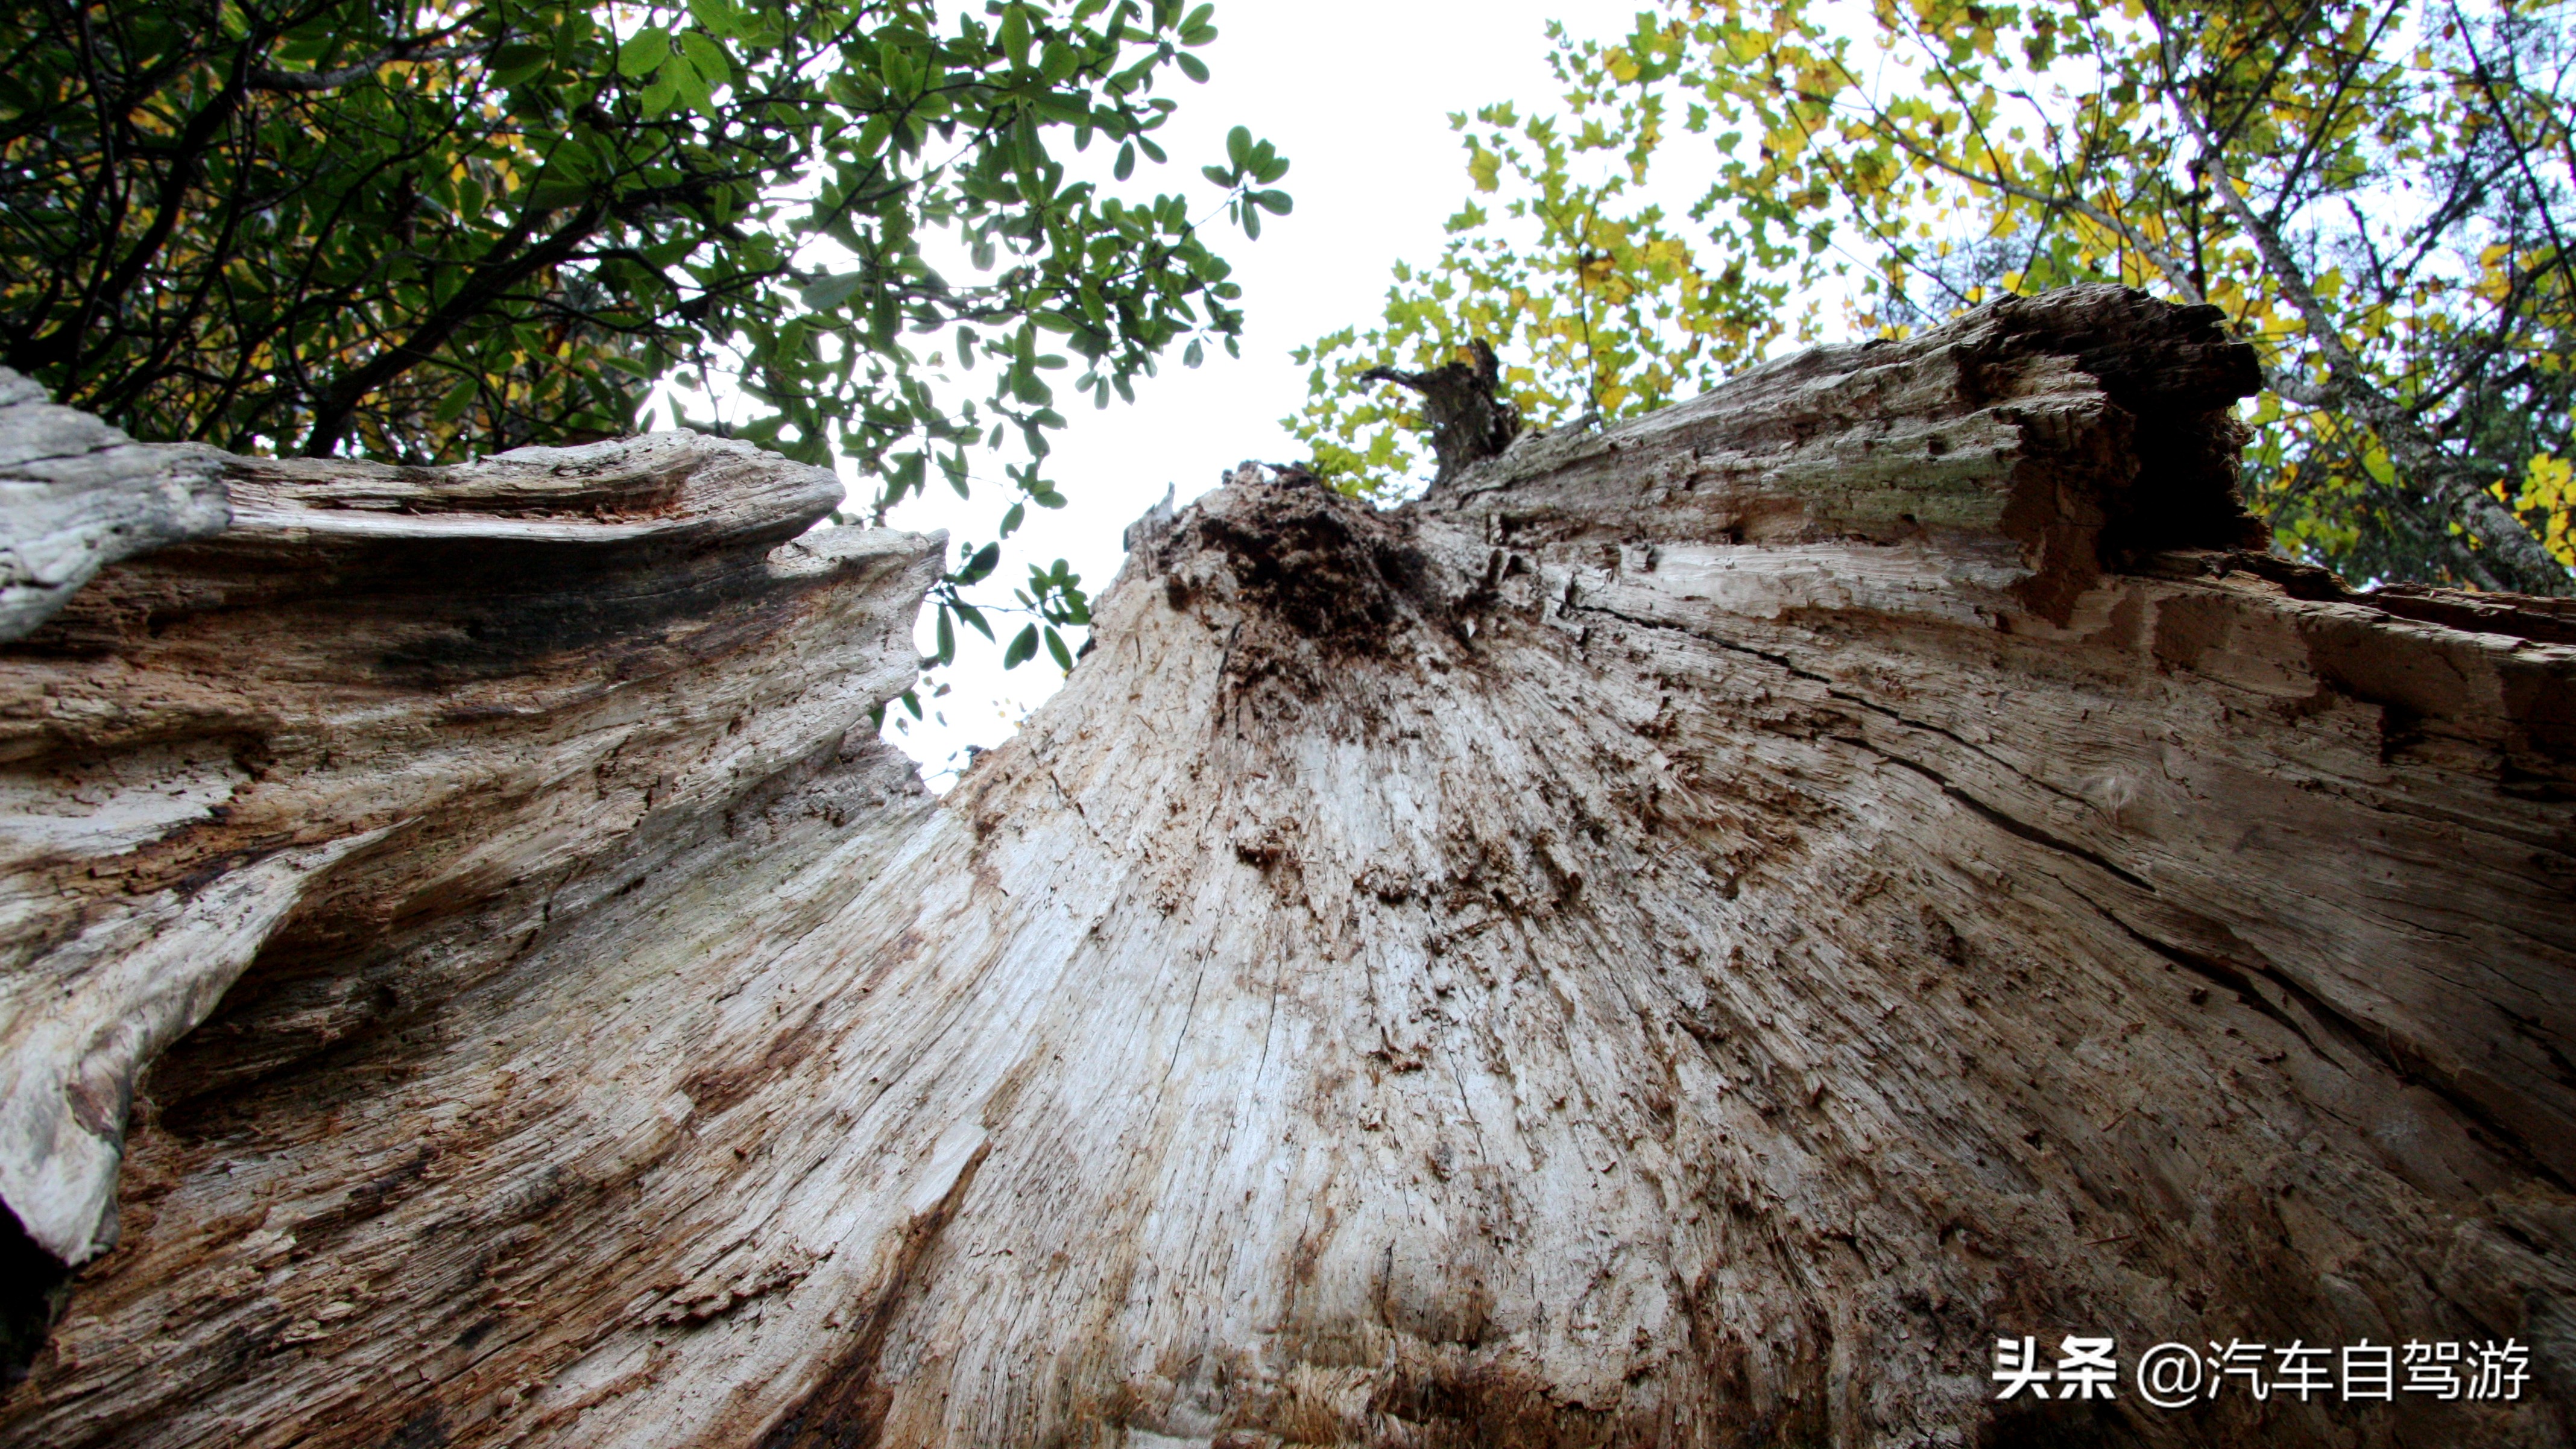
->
[[616, 28, 669, 78], [1044, 626, 1074, 671], [490, 42, 550, 84], [1175, 51, 1208, 82], [1000, 4, 1032, 66], [877, 36, 919, 93], [663, 52, 714, 112], [799, 271, 866, 310], [1003, 623, 1040, 668], [677, 31, 731, 89], [1226, 125, 1251, 170], [936, 604, 956, 665], [526, 175, 594, 211], [687, 0, 740, 39], [434, 376, 478, 422]]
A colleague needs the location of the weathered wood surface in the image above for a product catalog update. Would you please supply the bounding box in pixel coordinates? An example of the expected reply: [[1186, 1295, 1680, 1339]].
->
[[1, 286, 2569, 1447], [0, 428, 930, 1272], [0, 367, 229, 643]]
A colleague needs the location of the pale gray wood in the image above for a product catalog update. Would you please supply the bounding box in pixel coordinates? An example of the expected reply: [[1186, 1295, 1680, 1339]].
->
[[2, 288, 2566, 1447], [0, 369, 230, 643], [0, 421, 921, 1282]]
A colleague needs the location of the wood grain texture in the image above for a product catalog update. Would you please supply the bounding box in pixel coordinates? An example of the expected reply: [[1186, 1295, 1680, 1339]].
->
[[0, 423, 927, 1272], [0, 367, 229, 644], [2, 287, 2569, 1447]]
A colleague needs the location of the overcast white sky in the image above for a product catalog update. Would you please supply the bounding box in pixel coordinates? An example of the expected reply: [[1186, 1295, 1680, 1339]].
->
[[867, 1, 1627, 785]]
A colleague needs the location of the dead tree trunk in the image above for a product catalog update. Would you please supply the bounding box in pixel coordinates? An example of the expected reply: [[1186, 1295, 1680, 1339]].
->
[[1, 286, 2570, 1448]]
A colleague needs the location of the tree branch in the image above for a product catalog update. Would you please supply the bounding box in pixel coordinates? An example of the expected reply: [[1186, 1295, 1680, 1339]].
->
[[301, 200, 607, 457], [247, 15, 484, 93], [2148, 6, 2569, 593]]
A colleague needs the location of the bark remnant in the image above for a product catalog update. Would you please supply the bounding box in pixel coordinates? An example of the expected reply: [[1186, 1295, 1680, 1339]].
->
[[1366, 338, 1525, 483]]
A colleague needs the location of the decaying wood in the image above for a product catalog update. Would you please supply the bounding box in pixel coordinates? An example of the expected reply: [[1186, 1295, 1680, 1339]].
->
[[0, 367, 230, 643], [0, 428, 932, 1273], [1, 286, 2569, 1447], [1365, 338, 1524, 483]]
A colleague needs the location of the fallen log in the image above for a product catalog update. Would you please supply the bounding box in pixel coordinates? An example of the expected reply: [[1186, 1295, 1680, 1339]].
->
[[1, 286, 2568, 1447]]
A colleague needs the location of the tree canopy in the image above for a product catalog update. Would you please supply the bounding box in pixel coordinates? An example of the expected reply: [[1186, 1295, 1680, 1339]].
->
[[1293, 0, 2575, 595], [1, 0, 1290, 663]]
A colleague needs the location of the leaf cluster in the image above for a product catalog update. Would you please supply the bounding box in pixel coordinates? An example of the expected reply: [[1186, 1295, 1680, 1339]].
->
[[1293, 0, 2573, 593], [2, 0, 1290, 657]]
